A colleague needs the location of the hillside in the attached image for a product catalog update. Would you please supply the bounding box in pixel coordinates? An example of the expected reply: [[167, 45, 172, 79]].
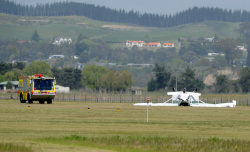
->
[[0, 13, 240, 47], [1, 0, 250, 28]]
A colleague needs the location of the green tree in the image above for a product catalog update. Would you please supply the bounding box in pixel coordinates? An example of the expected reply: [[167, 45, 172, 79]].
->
[[4, 71, 15, 81], [99, 70, 118, 92], [51, 67, 82, 90], [31, 30, 40, 42], [178, 66, 204, 91], [211, 55, 228, 68], [81, 65, 108, 90], [238, 67, 250, 92], [60, 68, 75, 89], [13, 69, 25, 81], [168, 58, 186, 72], [246, 44, 250, 67], [0, 75, 6, 82], [238, 22, 250, 43], [118, 70, 133, 91], [75, 35, 89, 55], [181, 51, 198, 63], [73, 69, 82, 89], [51, 67, 62, 84], [131, 45, 138, 51], [6, 81, 12, 89], [147, 78, 157, 91], [215, 75, 229, 93], [13, 62, 26, 70], [188, 42, 207, 55], [0, 62, 12, 75], [153, 64, 171, 90], [24, 61, 52, 76], [216, 39, 241, 64], [77, 33, 88, 43], [99, 69, 133, 92]]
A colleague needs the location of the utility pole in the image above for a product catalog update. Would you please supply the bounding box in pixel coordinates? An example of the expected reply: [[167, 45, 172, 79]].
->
[[175, 70, 178, 91], [147, 97, 150, 123]]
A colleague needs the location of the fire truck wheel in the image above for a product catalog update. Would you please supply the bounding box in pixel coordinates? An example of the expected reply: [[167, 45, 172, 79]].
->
[[39, 100, 45, 104], [27, 94, 33, 104], [47, 99, 52, 104], [20, 94, 26, 103]]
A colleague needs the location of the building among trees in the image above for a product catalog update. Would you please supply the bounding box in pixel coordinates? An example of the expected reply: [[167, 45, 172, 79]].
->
[[0, 81, 18, 91], [126, 40, 174, 48], [53, 37, 72, 45]]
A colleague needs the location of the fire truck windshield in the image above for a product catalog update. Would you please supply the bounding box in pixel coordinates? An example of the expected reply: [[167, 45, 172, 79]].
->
[[34, 79, 53, 90]]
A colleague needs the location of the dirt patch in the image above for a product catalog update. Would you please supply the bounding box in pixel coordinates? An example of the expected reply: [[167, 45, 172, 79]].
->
[[204, 68, 239, 85], [217, 68, 233, 75], [102, 24, 151, 32], [203, 74, 216, 86], [217, 68, 238, 80], [76, 22, 86, 25], [18, 19, 49, 22]]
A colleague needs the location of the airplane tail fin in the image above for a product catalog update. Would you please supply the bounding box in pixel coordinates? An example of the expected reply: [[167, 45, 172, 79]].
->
[[232, 100, 236, 107]]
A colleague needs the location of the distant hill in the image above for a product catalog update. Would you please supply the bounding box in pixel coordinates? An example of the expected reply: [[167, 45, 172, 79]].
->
[[0, 13, 240, 45], [0, 0, 250, 28]]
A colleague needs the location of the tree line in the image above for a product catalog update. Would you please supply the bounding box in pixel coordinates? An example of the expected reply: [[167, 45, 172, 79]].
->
[[148, 64, 204, 92], [148, 64, 250, 93], [81, 65, 133, 92], [0, 61, 133, 92], [1, 0, 250, 27], [2, 60, 250, 93]]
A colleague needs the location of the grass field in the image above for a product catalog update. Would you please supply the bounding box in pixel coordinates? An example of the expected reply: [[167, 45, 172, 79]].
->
[[0, 99, 250, 151]]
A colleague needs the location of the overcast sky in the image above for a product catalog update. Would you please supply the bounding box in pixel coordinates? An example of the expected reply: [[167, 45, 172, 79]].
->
[[12, 0, 250, 15]]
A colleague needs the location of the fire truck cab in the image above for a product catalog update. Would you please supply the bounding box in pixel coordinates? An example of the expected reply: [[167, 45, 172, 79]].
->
[[17, 74, 56, 104]]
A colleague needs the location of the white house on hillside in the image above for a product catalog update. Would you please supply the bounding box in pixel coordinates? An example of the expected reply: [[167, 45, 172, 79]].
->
[[53, 37, 72, 45], [148, 42, 161, 47], [207, 53, 225, 61], [208, 53, 225, 56], [132, 41, 139, 47], [205, 37, 214, 42], [236, 46, 247, 52], [49, 55, 65, 59], [126, 40, 133, 47], [126, 40, 146, 47], [163, 43, 174, 48]]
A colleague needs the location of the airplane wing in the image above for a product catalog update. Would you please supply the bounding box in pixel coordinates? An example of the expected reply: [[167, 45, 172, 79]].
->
[[133, 100, 236, 107], [133, 102, 178, 106], [186, 92, 201, 101], [190, 100, 236, 108], [167, 92, 181, 101]]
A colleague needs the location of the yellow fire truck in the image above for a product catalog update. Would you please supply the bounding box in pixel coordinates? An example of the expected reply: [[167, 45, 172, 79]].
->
[[17, 74, 56, 104]]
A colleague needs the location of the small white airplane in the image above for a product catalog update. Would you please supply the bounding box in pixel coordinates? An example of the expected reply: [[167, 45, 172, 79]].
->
[[134, 88, 236, 107]]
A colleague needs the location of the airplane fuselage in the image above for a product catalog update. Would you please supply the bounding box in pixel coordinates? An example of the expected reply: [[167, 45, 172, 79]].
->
[[179, 100, 190, 106], [177, 92, 191, 106]]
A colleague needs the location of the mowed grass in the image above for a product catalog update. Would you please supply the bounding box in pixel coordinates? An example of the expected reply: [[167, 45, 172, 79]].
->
[[0, 99, 250, 151]]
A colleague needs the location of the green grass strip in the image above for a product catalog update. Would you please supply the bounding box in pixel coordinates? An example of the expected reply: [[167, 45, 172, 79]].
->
[[0, 143, 33, 152], [38, 135, 250, 152]]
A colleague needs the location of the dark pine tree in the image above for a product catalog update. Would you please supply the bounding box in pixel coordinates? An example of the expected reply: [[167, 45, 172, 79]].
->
[[31, 30, 40, 42], [246, 44, 250, 67]]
